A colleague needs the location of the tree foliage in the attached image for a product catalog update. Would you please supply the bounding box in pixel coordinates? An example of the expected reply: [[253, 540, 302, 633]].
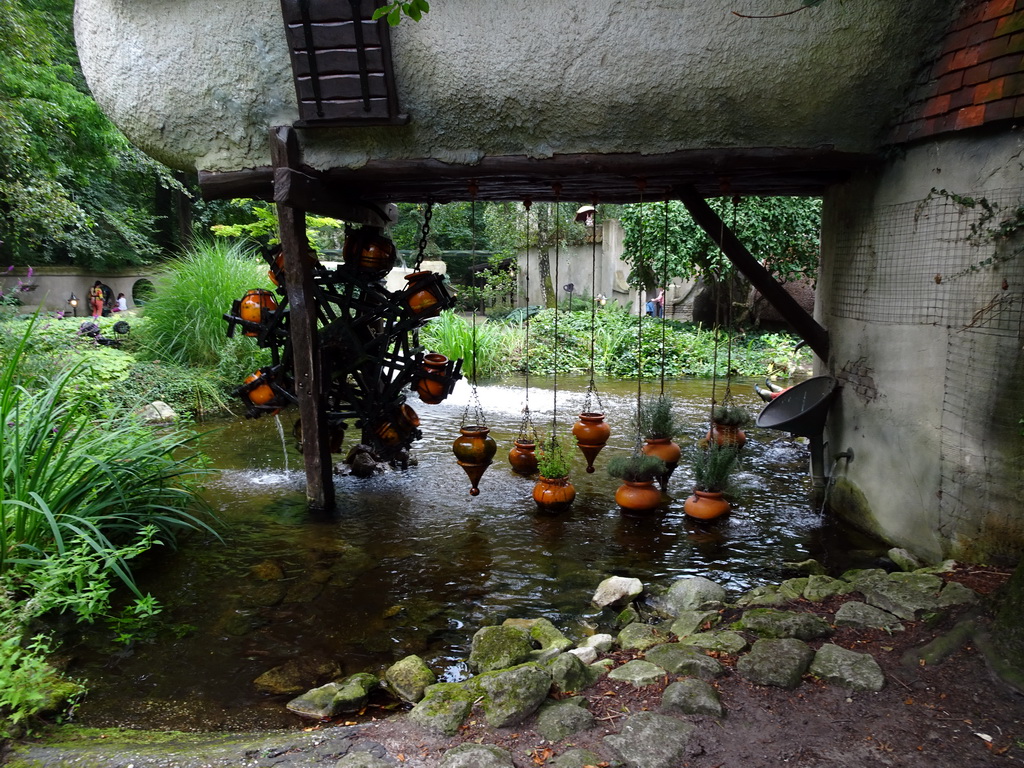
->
[[619, 197, 822, 289], [0, 0, 178, 269]]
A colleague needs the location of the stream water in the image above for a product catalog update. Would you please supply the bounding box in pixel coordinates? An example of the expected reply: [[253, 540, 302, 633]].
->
[[66, 375, 885, 731]]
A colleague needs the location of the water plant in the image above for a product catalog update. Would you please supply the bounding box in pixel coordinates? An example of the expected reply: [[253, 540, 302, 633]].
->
[[636, 395, 679, 439], [535, 437, 571, 479], [606, 452, 666, 483], [691, 443, 740, 493], [711, 404, 751, 427]]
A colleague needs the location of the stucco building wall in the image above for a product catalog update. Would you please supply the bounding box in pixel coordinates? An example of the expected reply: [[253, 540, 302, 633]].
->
[[819, 130, 1024, 563]]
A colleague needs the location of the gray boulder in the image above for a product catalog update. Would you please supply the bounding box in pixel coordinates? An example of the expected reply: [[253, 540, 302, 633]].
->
[[593, 575, 644, 607], [732, 608, 833, 640], [604, 711, 696, 768], [644, 643, 724, 680], [803, 575, 854, 602], [535, 698, 595, 742], [137, 400, 177, 423], [736, 638, 814, 689], [568, 646, 598, 664], [408, 682, 476, 736], [661, 576, 727, 615], [549, 748, 605, 768], [834, 601, 904, 631], [285, 672, 377, 719], [617, 622, 669, 651], [783, 558, 827, 575], [335, 753, 393, 768], [661, 678, 724, 717], [607, 660, 666, 687], [888, 547, 923, 571], [668, 610, 720, 637], [779, 577, 810, 599], [438, 743, 514, 768], [736, 584, 787, 607], [468, 625, 534, 673], [504, 617, 574, 654], [385, 654, 435, 703], [253, 657, 341, 695], [859, 572, 945, 620], [475, 663, 552, 727], [582, 633, 615, 652], [810, 643, 885, 691], [545, 651, 597, 695], [678, 630, 748, 654]]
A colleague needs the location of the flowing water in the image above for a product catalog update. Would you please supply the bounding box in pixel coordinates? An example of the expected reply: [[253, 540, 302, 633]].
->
[[67, 376, 885, 731]]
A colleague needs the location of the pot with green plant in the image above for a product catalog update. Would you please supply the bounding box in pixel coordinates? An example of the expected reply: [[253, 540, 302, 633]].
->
[[607, 452, 666, 513], [707, 403, 750, 449], [636, 395, 682, 487], [532, 438, 576, 511], [683, 442, 740, 520]]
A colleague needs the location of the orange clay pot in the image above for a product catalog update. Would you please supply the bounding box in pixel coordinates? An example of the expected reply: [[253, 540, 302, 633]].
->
[[615, 480, 663, 513], [508, 440, 539, 475], [683, 490, 731, 520], [572, 412, 611, 473], [532, 475, 576, 511]]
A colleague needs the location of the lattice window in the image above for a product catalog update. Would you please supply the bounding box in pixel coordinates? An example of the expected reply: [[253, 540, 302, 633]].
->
[[280, 0, 406, 126]]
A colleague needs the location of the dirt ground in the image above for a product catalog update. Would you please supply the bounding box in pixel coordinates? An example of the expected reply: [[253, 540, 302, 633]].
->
[[5, 566, 1024, 768], [355, 564, 1024, 767]]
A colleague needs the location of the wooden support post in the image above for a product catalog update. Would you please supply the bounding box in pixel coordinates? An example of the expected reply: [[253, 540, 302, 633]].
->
[[271, 125, 335, 510], [676, 186, 830, 361]]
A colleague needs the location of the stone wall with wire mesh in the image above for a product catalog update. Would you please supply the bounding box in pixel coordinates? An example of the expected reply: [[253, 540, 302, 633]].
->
[[827, 187, 1024, 560]]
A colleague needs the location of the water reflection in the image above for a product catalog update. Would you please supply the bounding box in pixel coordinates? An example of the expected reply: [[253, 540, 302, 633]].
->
[[67, 375, 883, 731]]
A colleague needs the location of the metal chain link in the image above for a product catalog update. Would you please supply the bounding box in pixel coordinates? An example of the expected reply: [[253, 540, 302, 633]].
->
[[413, 201, 434, 272]]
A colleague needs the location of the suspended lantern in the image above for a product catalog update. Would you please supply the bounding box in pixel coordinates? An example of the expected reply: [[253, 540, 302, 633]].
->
[[343, 225, 398, 276], [453, 425, 497, 496], [573, 199, 609, 474], [237, 289, 278, 336], [401, 271, 457, 319], [236, 366, 292, 417], [413, 352, 461, 405]]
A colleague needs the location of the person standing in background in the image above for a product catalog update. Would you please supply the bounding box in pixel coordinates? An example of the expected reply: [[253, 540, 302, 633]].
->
[[88, 281, 104, 319]]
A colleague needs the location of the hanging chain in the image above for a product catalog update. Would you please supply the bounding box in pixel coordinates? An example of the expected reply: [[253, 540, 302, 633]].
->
[[413, 201, 433, 272], [461, 185, 487, 429], [551, 193, 561, 443], [583, 199, 604, 415], [635, 181, 646, 449], [723, 195, 741, 405], [660, 199, 670, 396], [518, 200, 537, 443]]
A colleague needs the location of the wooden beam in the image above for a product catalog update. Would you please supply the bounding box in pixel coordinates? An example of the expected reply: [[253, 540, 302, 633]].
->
[[271, 125, 336, 510], [273, 167, 398, 226], [675, 185, 830, 362]]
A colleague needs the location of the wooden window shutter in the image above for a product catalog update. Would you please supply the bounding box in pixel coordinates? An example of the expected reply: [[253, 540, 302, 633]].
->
[[280, 0, 407, 126]]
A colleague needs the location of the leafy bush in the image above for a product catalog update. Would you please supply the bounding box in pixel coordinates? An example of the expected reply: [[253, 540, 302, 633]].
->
[[691, 443, 740, 492], [0, 319, 219, 735], [636, 395, 680, 439], [536, 438, 571, 479], [606, 452, 666, 482]]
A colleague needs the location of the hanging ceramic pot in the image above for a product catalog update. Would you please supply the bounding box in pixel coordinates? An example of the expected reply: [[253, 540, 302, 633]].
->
[[532, 475, 576, 512], [268, 247, 321, 287], [452, 425, 497, 495], [375, 404, 421, 447], [343, 226, 397, 275], [707, 423, 747, 449], [415, 353, 451, 405], [508, 439, 538, 475], [238, 289, 278, 336], [572, 412, 611, 473], [615, 480, 663, 514], [402, 271, 456, 319], [642, 436, 682, 489], [683, 490, 731, 520]]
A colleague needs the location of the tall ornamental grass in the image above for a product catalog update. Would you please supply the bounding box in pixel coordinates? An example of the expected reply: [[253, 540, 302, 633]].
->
[[0, 319, 218, 585], [419, 310, 522, 379], [136, 239, 273, 384]]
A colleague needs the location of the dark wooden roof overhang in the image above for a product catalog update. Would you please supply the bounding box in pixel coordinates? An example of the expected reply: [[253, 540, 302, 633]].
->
[[199, 145, 870, 209]]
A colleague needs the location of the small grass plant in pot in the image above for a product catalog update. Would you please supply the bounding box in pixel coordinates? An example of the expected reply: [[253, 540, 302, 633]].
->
[[533, 437, 576, 512], [684, 442, 740, 520], [636, 395, 682, 488], [709, 403, 751, 449], [607, 452, 667, 513]]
